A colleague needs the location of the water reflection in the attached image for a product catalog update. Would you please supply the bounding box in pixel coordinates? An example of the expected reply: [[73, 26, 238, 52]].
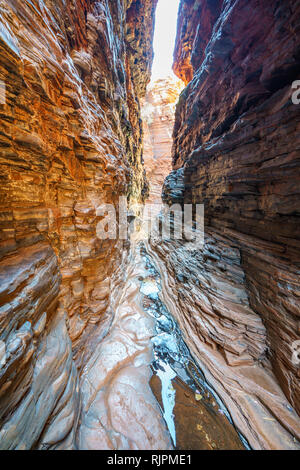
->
[[138, 243, 249, 450]]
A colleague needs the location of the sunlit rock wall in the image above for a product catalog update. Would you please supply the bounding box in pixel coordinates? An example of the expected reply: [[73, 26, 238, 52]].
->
[[0, 0, 157, 449], [153, 0, 300, 449], [142, 77, 183, 205]]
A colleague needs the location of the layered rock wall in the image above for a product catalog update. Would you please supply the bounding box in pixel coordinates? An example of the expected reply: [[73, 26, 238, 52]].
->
[[142, 77, 183, 205], [154, 0, 300, 449], [1, 0, 299, 451], [0, 0, 157, 449]]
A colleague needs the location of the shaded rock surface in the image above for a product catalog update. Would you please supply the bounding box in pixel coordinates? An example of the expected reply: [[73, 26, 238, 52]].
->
[[149, 232, 300, 450], [150, 374, 245, 450], [153, 0, 300, 450], [162, 168, 185, 205]]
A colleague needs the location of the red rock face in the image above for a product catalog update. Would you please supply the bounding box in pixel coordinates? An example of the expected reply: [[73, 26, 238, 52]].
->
[[0, 0, 299, 451], [0, 0, 157, 449], [154, 0, 300, 449], [142, 77, 183, 205], [173, 0, 222, 85]]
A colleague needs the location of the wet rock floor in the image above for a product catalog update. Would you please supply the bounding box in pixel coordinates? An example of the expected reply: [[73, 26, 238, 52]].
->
[[138, 243, 247, 450]]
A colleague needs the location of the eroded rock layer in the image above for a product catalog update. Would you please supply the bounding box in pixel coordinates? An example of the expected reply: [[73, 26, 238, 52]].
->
[[154, 0, 300, 449], [0, 0, 157, 449]]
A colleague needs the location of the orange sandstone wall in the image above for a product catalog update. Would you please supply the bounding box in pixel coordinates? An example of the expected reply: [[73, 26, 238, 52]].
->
[[0, 0, 157, 449]]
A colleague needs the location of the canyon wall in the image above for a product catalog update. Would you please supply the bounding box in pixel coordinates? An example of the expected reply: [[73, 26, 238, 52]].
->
[[151, 0, 300, 449], [0, 0, 299, 451], [0, 0, 157, 449], [142, 77, 183, 205]]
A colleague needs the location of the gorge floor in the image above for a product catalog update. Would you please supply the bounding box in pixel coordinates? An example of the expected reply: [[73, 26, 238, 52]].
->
[[79, 239, 248, 450]]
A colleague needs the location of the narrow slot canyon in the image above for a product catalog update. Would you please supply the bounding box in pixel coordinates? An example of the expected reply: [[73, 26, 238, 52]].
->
[[0, 0, 299, 452]]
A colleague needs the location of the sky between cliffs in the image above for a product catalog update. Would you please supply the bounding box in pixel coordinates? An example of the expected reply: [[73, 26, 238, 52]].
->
[[151, 0, 180, 82]]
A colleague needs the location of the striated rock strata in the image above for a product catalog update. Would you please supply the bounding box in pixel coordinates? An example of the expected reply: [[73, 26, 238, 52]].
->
[[153, 0, 300, 450], [142, 76, 183, 205], [0, 0, 157, 449], [1, 0, 300, 452]]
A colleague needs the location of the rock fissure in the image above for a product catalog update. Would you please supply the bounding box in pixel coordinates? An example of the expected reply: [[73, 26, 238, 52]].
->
[[0, 0, 299, 451]]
